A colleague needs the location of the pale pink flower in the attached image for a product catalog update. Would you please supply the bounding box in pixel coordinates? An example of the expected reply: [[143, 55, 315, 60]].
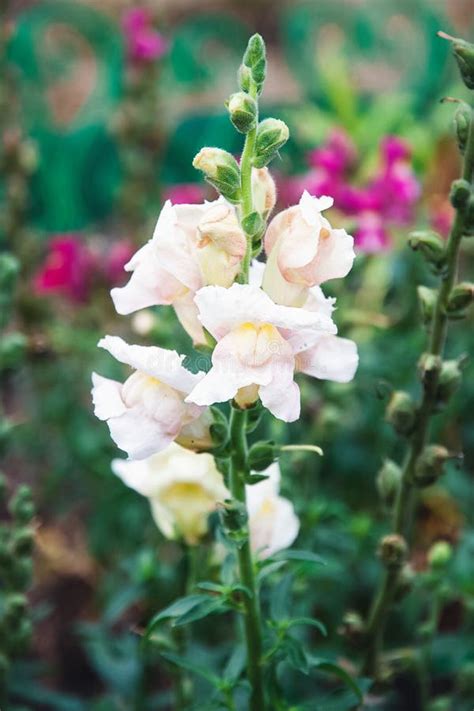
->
[[185, 283, 337, 422], [92, 336, 212, 460], [262, 191, 355, 307], [111, 199, 247, 345], [247, 462, 299, 559]]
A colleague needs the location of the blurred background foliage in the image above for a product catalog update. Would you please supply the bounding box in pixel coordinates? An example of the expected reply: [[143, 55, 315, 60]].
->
[[1, 0, 474, 709]]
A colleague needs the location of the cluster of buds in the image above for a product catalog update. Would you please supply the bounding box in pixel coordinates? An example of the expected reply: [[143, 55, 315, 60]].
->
[[0, 478, 35, 696]]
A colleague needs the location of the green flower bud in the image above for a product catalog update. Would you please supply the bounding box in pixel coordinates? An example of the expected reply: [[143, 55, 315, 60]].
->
[[418, 353, 442, 389], [417, 286, 437, 325], [247, 441, 277, 471], [227, 91, 257, 133], [4, 593, 27, 623], [453, 102, 471, 153], [378, 534, 407, 569], [241, 33, 266, 95], [376, 459, 402, 506], [253, 118, 289, 169], [408, 230, 446, 270], [0, 332, 27, 371], [193, 148, 241, 204], [394, 563, 415, 601], [241, 210, 265, 239], [436, 358, 463, 405], [427, 540, 452, 570], [220, 500, 248, 547], [439, 31, 474, 90], [11, 526, 34, 556], [445, 281, 474, 318], [9, 485, 35, 525], [414, 445, 449, 487], [386, 391, 416, 436], [450, 178, 471, 209]]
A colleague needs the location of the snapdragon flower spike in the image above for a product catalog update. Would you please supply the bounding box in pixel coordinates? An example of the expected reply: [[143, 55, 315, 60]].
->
[[262, 191, 355, 307], [185, 283, 337, 422], [111, 198, 247, 345], [92, 336, 212, 460], [112, 443, 229, 545]]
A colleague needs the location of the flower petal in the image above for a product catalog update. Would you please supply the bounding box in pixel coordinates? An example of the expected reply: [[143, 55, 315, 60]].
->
[[297, 335, 358, 383], [91, 373, 127, 420]]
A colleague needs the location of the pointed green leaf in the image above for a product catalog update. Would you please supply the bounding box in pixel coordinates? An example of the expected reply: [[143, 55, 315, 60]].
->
[[161, 651, 221, 686], [309, 658, 363, 701]]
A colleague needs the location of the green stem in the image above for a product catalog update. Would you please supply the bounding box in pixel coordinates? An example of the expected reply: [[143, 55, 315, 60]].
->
[[229, 407, 266, 711], [362, 107, 474, 678], [239, 88, 258, 282]]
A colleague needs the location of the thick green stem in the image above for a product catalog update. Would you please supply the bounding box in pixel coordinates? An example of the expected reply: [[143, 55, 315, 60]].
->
[[229, 407, 266, 711], [363, 107, 474, 678]]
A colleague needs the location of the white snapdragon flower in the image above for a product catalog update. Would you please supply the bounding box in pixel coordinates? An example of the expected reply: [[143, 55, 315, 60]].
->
[[110, 198, 246, 345], [247, 462, 299, 559], [262, 191, 355, 307], [92, 336, 212, 460], [185, 282, 347, 422], [112, 443, 229, 545]]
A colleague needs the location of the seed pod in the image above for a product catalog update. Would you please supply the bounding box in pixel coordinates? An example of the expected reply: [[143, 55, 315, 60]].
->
[[394, 563, 415, 601], [386, 391, 416, 436], [453, 102, 471, 153], [417, 286, 437, 325], [376, 459, 402, 506], [449, 179, 471, 209], [445, 281, 474, 318], [227, 91, 257, 133], [414, 445, 449, 487], [378, 534, 408, 569], [436, 358, 463, 405], [439, 32, 474, 90], [418, 353, 442, 389], [408, 230, 446, 270], [253, 118, 289, 168]]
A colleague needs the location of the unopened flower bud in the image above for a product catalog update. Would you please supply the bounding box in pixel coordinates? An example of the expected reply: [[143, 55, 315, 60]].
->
[[419, 353, 442, 389], [450, 179, 471, 209], [227, 91, 257, 133], [193, 148, 241, 204], [4, 593, 27, 623], [414, 445, 449, 487], [253, 118, 289, 168], [338, 611, 365, 645], [376, 459, 401, 506], [378, 534, 407, 569], [247, 440, 277, 471], [436, 358, 463, 404], [0, 332, 27, 371], [12, 527, 34, 557], [241, 33, 266, 95], [427, 540, 452, 570], [439, 31, 474, 89], [453, 102, 471, 153], [408, 230, 446, 269], [445, 281, 474, 318], [417, 286, 437, 325], [252, 167, 276, 220], [9, 485, 35, 524], [386, 391, 416, 436]]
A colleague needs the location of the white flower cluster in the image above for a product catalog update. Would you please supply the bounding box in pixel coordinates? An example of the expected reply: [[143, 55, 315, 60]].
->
[[92, 169, 357, 551]]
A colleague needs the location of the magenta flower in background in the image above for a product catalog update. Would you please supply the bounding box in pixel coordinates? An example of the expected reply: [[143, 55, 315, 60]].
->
[[34, 236, 96, 303], [279, 129, 420, 253], [163, 183, 206, 205], [122, 8, 168, 63], [103, 239, 135, 286]]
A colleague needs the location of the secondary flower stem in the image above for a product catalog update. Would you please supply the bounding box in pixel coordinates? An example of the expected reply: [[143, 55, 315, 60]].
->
[[239, 86, 258, 282], [363, 107, 474, 678], [229, 407, 266, 711]]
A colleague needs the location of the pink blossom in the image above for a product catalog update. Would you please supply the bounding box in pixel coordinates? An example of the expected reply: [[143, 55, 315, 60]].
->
[[308, 128, 357, 174], [104, 240, 135, 286], [163, 184, 206, 205], [354, 213, 391, 253], [122, 8, 168, 63], [34, 235, 96, 303]]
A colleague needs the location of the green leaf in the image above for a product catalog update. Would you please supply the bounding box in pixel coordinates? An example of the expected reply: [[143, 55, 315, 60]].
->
[[161, 651, 221, 687], [271, 549, 326, 566], [197, 582, 224, 594], [173, 597, 227, 627], [145, 594, 210, 636], [223, 643, 246, 683], [257, 560, 287, 584], [309, 658, 363, 701], [283, 636, 310, 675], [270, 573, 293, 620], [286, 617, 327, 637]]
